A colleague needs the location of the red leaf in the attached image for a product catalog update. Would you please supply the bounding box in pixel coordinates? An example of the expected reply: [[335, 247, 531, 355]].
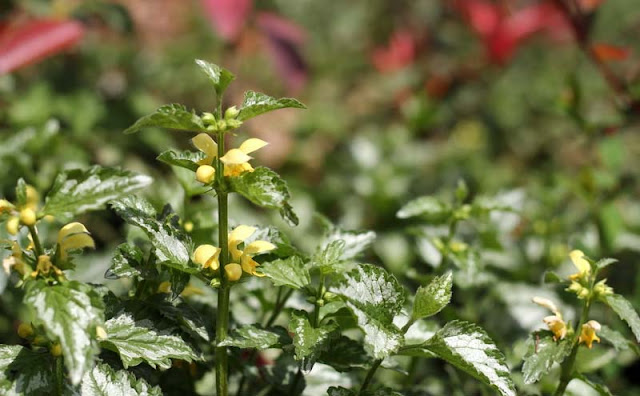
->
[[371, 30, 416, 73], [201, 0, 252, 42], [0, 19, 85, 75], [591, 43, 630, 62]]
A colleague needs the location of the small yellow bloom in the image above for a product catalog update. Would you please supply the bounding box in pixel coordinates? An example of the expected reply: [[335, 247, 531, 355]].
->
[[96, 326, 108, 340], [569, 250, 590, 281], [224, 263, 242, 281], [0, 199, 15, 214], [19, 208, 36, 226], [6, 217, 19, 235], [543, 315, 567, 341], [57, 222, 95, 261], [220, 138, 268, 177], [2, 241, 26, 275], [193, 244, 221, 270], [157, 281, 172, 294], [192, 133, 218, 166], [579, 320, 601, 349], [50, 343, 62, 356], [184, 221, 194, 233], [532, 297, 561, 318], [24, 185, 39, 211], [593, 279, 613, 297], [31, 255, 61, 278], [228, 225, 275, 277], [17, 323, 33, 339], [196, 165, 216, 184]]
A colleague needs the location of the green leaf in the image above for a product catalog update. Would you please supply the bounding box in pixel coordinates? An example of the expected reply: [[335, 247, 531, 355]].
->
[[80, 362, 162, 395], [521, 331, 572, 384], [105, 243, 151, 280], [194, 59, 235, 97], [601, 293, 640, 342], [574, 373, 614, 396], [101, 311, 201, 369], [24, 281, 105, 385], [397, 196, 451, 221], [43, 166, 152, 220], [321, 228, 376, 261], [260, 256, 310, 289], [151, 298, 210, 342], [289, 311, 336, 363], [312, 240, 347, 274], [332, 264, 405, 359], [599, 325, 637, 353], [15, 178, 28, 207], [157, 149, 206, 172], [412, 272, 453, 320], [110, 196, 197, 273], [327, 387, 355, 396], [423, 320, 516, 396], [327, 387, 402, 396], [124, 104, 205, 134], [237, 91, 305, 121], [0, 345, 55, 395], [318, 336, 369, 372], [219, 325, 289, 350], [230, 166, 298, 226], [595, 258, 617, 271], [543, 271, 563, 284]]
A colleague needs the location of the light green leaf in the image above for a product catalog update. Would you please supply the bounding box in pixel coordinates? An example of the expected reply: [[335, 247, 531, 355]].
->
[[43, 166, 152, 220], [424, 320, 516, 396], [397, 196, 451, 221], [412, 272, 453, 320], [237, 91, 305, 121], [24, 281, 105, 385], [289, 311, 336, 362], [321, 228, 376, 261], [80, 362, 162, 396], [219, 325, 289, 350], [0, 345, 55, 395], [522, 331, 572, 384], [601, 293, 640, 342], [101, 311, 201, 369], [574, 373, 614, 396], [332, 264, 405, 359], [195, 59, 235, 97], [124, 104, 205, 134], [312, 240, 346, 274], [230, 166, 298, 226], [260, 256, 310, 289], [157, 150, 206, 172]]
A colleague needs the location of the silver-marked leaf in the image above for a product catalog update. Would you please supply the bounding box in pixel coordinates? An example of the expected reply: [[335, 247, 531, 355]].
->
[[522, 331, 572, 384], [101, 311, 201, 369], [332, 265, 405, 359], [424, 320, 516, 396], [219, 325, 289, 350], [595, 258, 617, 271], [105, 243, 148, 280], [43, 166, 151, 220], [237, 91, 305, 121], [397, 196, 451, 222], [412, 272, 453, 320], [157, 150, 206, 172], [289, 311, 336, 364], [152, 299, 210, 342], [80, 362, 162, 396], [0, 345, 55, 395], [230, 166, 298, 226], [24, 281, 105, 385], [311, 240, 347, 274], [601, 293, 640, 342], [124, 104, 205, 134], [260, 256, 310, 289], [321, 228, 376, 261], [195, 59, 235, 97]]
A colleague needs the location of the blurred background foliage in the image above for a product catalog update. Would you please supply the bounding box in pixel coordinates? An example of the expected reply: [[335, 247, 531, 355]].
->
[[1, 0, 640, 394]]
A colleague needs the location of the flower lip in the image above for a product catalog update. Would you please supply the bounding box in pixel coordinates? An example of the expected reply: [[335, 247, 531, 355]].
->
[[569, 249, 590, 279], [579, 320, 601, 348], [220, 149, 253, 165]]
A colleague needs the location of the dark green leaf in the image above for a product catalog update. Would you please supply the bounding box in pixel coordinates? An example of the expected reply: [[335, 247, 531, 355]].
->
[[168, 268, 190, 299], [80, 362, 162, 395], [522, 331, 572, 384], [318, 336, 369, 372], [237, 91, 305, 121], [0, 345, 55, 395], [105, 243, 149, 280], [24, 281, 105, 385], [43, 166, 151, 219], [599, 325, 636, 353], [424, 320, 516, 396], [157, 150, 206, 172], [412, 272, 453, 320], [219, 325, 289, 350], [230, 167, 298, 226], [327, 387, 355, 396], [194, 59, 235, 97], [124, 104, 205, 134], [574, 373, 614, 396], [152, 298, 210, 342], [397, 196, 451, 222], [543, 271, 563, 284], [260, 256, 310, 289], [601, 293, 640, 342], [289, 311, 336, 364], [595, 258, 617, 271]]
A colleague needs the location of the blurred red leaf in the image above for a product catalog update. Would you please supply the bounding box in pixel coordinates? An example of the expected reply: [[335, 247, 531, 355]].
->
[[591, 43, 630, 62], [0, 19, 85, 75], [371, 30, 416, 73], [201, 0, 252, 42]]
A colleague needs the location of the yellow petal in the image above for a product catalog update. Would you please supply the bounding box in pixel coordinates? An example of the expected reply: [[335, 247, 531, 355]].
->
[[0, 199, 15, 214], [543, 315, 567, 341], [569, 250, 590, 275], [6, 217, 19, 235], [239, 138, 268, 154], [192, 133, 218, 159], [193, 245, 220, 268], [61, 233, 95, 251], [579, 320, 601, 348], [229, 225, 256, 244], [243, 240, 276, 255], [532, 296, 561, 318], [220, 149, 252, 165], [225, 263, 243, 281], [196, 165, 216, 184], [241, 255, 265, 277], [58, 222, 89, 243], [25, 186, 39, 210]]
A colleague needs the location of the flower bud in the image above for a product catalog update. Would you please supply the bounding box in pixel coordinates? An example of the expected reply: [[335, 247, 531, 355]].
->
[[202, 112, 217, 124], [196, 165, 216, 184], [96, 326, 108, 340], [19, 208, 36, 226], [6, 217, 19, 235], [217, 120, 228, 131], [157, 281, 171, 294], [593, 279, 613, 297], [0, 199, 15, 214], [225, 263, 242, 281], [50, 343, 62, 356], [224, 106, 240, 120], [226, 119, 243, 129], [17, 323, 33, 339], [184, 221, 194, 233]]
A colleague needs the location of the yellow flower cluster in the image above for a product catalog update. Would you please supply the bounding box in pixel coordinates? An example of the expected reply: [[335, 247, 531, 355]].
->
[[1, 185, 39, 235], [532, 296, 567, 341]]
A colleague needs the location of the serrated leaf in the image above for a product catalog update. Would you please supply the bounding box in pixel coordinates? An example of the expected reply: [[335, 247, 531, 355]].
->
[[397, 196, 451, 221], [168, 268, 190, 299], [101, 311, 200, 369], [260, 256, 310, 289], [194, 59, 235, 97], [230, 166, 298, 226], [289, 311, 336, 364], [599, 325, 635, 352], [24, 281, 105, 385], [574, 373, 614, 396], [124, 104, 205, 134], [412, 272, 453, 320], [219, 325, 289, 350], [595, 258, 617, 271], [80, 362, 162, 396], [332, 264, 405, 359], [522, 331, 572, 384], [312, 240, 346, 274], [318, 336, 369, 372], [321, 228, 376, 262], [601, 293, 640, 342], [152, 298, 210, 342], [105, 243, 147, 280], [110, 196, 196, 273], [0, 345, 55, 395], [42, 166, 151, 220], [157, 149, 206, 172], [423, 320, 516, 396], [237, 91, 305, 121]]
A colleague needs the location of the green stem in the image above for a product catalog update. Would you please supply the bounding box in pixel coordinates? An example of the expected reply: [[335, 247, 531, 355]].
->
[[28, 225, 43, 257], [265, 288, 294, 328], [359, 359, 383, 395], [55, 356, 63, 395], [312, 275, 325, 328]]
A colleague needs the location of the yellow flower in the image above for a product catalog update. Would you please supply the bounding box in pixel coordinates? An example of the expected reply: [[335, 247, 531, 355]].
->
[[569, 250, 590, 281], [593, 279, 613, 297], [24, 185, 39, 211], [6, 217, 19, 235], [2, 241, 26, 275], [50, 343, 62, 356], [0, 199, 15, 215], [579, 320, 601, 349], [31, 255, 62, 278], [532, 296, 561, 317], [220, 138, 268, 177], [225, 263, 242, 281], [228, 225, 275, 277], [193, 244, 221, 270], [543, 315, 567, 341], [19, 208, 36, 226], [17, 323, 33, 339], [157, 281, 172, 294], [57, 222, 95, 261]]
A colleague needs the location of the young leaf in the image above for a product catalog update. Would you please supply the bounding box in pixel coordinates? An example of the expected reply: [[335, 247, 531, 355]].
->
[[0, 345, 55, 394], [101, 311, 201, 369], [423, 320, 516, 396], [219, 325, 290, 350], [321, 228, 376, 261], [237, 90, 305, 121], [105, 243, 148, 280], [42, 166, 151, 220], [157, 149, 206, 172], [332, 264, 405, 359], [601, 293, 640, 342], [260, 256, 310, 289], [396, 196, 451, 222], [599, 325, 638, 353], [412, 272, 453, 320], [24, 281, 105, 385], [229, 166, 298, 226], [311, 240, 346, 274], [522, 331, 572, 384], [151, 298, 210, 342], [194, 59, 235, 97], [124, 104, 205, 134], [595, 258, 617, 271], [289, 311, 336, 362], [81, 362, 163, 396]]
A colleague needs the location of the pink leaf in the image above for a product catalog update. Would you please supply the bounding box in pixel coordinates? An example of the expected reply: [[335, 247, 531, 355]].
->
[[201, 0, 252, 42]]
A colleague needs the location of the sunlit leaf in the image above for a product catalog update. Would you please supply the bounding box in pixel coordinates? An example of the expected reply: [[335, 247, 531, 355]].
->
[[81, 362, 162, 395], [412, 272, 453, 320], [237, 91, 305, 121], [522, 331, 572, 384], [260, 256, 310, 289], [124, 104, 205, 134], [601, 294, 640, 342]]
